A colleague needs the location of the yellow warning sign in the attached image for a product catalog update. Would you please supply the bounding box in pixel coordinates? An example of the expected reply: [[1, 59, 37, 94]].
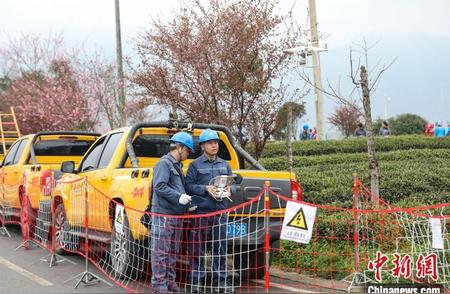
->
[[116, 209, 123, 224], [286, 208, 308, 230]]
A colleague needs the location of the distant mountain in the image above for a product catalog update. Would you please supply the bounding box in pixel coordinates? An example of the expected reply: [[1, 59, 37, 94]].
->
[[299, 32, 450, 137]]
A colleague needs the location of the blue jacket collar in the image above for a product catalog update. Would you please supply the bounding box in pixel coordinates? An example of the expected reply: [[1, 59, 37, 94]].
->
[[165, 153, 183, 167], [200, 153, 224, 164]]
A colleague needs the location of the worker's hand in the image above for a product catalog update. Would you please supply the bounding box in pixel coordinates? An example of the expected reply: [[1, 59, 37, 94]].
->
[[223, 189, 231, 198], [206, 185, 218, 198], [179, 194, 192, 205], [218, 188, 231, 200]]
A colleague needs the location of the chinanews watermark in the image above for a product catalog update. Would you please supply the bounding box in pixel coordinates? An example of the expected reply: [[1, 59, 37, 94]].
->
[[366, 284, 444, 293], [364, 251, 444, 294], [368, 251, 438, 282]]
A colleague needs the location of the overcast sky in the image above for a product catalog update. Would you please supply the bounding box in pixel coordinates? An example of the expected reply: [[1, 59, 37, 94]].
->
[[2, 0, 449, 55], [1, 0, 449, 135]]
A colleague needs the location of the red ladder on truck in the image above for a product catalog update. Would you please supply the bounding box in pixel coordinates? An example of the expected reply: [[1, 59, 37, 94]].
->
[[0, 107, 21, 157]]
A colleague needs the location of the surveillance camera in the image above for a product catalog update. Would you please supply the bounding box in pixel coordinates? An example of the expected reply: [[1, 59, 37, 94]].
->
[[283, 46, 307, 54]]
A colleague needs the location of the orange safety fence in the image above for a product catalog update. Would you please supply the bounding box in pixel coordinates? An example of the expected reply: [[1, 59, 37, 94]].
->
[[0, 174, 449, 293]]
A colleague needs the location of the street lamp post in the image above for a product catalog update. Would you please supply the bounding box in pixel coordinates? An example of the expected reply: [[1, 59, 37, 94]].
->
[[308, 0, 325, 140], [384, 96, 391, 119], [115, 0, 126, 127], [283, 45, 327, 140]]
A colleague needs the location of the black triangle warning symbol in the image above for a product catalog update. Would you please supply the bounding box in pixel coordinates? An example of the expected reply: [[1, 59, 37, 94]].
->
[[287, 207, 308, 230], [116, 211, 123, 224]]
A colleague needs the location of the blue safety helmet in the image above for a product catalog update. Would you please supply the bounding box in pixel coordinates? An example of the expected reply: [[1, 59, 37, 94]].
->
[[170, 132, 194, 152], [199, 128, 219, 144], [303, 124, 309, 130]]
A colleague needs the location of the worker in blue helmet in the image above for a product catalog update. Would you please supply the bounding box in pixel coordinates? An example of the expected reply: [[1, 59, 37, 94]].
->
[[300, 124, 312, 140], [186, 128, 235, 293], [434, 123, 446, 138], [151, 131, 196, 293]]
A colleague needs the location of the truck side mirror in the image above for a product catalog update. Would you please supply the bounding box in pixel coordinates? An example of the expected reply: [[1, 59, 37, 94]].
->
[[232, 173, 243, 185], [61, 161, 75, 174]]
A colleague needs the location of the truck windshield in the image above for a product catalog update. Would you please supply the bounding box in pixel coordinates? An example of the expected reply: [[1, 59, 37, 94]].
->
[[33, 139, 95, 156], [133, 134, 231, 160]]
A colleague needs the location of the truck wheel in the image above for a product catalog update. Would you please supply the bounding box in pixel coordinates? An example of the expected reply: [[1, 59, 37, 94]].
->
[[233, 245, 267, 279], [54, 203, 79, 254], [110, 210, 143, 279]]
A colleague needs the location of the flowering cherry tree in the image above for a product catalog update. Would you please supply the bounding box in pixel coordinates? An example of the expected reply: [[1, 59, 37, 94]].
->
[[0, 33, 129, 134], [2, 59, 100, 134], [132, 0, 307, 158]]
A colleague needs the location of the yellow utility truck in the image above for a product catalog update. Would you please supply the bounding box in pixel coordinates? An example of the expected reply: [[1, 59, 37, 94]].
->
[[54, 122, 302, 279], [0, 132, 99, 238]]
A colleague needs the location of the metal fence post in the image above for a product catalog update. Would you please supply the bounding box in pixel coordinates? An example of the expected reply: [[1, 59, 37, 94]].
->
[[343, 173, 371, 292], [264, 180, 271, 292], [352, 175, 361, 282]]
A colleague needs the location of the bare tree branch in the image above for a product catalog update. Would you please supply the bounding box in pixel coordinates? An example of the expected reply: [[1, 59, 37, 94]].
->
[[369, 56, 397, 92]]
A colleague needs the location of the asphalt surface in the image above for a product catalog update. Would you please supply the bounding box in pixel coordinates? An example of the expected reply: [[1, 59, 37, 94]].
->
[[0, 224, 326, 293], [0, 225, 124, 293]]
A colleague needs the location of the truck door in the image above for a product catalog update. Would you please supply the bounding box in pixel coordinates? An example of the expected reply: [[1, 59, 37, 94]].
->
[[2, 138, 29, 208], [88, 132, 124, 231], [0, 140, 20, 206], [71, 136, 106, 226]]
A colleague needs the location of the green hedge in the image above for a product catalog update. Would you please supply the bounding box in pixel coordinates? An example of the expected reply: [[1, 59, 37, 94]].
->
[[263, 135, 450, 158], [266, 135, 450, 281], [260, 137, 450, 206]]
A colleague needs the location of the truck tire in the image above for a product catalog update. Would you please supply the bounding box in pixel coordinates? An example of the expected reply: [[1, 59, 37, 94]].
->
[[233, 244, 267, 279], [110, 210, 144, 279], [54, 203, 79, 254]]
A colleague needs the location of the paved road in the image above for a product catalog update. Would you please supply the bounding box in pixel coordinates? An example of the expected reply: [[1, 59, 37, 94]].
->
[[0, 225, 124, 293], [0, 224, 327, 293]]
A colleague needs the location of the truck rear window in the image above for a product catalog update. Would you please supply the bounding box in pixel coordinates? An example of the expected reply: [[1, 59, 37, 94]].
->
[[34, 139, 95, 156], [133, 134, 231, 160]]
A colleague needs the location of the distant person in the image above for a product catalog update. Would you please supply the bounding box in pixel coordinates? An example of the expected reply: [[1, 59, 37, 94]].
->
[[300, 124, 312, 140], [311, 127, 318, 140], [434, 123, 446, 138], [353, 122, 366, 137], [379, 121, 390, 137], [424, 123, 434, 136]]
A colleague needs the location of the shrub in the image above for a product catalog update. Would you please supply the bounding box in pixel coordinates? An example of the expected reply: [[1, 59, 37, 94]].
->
[[262, 135, 450, 158], [388, 113, 427, 135], [260, 136, 450, 206]]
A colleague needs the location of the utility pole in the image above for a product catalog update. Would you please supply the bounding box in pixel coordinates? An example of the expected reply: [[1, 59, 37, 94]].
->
[[115, 0, 126, 127], [384, 96, 391, 119], [308, 0, 325, 140]]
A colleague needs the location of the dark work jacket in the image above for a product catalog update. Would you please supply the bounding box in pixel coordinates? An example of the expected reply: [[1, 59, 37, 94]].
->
[[151, 153, 188, 215], [185, 154, 235, 213]]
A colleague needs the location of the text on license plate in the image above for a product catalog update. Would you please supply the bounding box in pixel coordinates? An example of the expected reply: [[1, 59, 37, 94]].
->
[[227, 223, 247, 237]]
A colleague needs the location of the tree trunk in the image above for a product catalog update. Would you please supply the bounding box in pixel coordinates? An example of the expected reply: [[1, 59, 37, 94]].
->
[[286, 102, 293, 172], [360, 66, 380, 201]]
